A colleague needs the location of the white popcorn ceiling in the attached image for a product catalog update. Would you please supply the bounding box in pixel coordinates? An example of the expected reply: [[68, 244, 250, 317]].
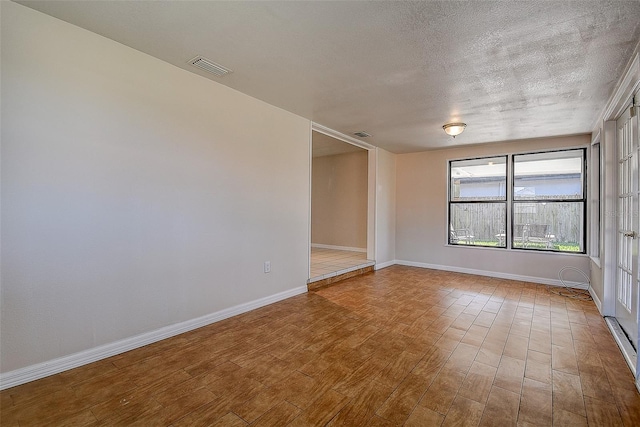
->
[[17, 1, 640, 152]]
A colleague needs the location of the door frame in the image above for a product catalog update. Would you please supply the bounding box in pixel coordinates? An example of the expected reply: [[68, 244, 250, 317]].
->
[[601, 52, 640, 383], [613, 103, 639, 364], [308, 123, 377, 278]]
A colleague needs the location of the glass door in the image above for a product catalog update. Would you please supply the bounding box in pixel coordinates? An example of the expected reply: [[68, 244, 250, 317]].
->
[[616, 100, 639, 350]]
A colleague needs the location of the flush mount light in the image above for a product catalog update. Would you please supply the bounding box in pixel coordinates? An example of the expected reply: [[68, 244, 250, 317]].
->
[[442, 122, 467, 138]]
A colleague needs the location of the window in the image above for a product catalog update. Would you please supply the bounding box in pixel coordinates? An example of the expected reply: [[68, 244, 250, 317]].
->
[[448, 148, 586, 253], [513, 149, 585, 252], [449, 156, 507, 247]]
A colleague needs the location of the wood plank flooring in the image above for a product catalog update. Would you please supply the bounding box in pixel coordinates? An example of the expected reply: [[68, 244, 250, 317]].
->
[[2, 265, 640, 426]]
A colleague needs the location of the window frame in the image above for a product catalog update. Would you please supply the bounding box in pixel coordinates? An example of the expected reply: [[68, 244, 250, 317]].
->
[[589, 137, 602, 265], [510, 148, 587, 254], [448, 155, 508, 248], [447, 147, 588, 254]]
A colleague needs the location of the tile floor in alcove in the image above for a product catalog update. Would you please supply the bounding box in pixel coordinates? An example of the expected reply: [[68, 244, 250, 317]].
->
[[309, 247, 374, 283]]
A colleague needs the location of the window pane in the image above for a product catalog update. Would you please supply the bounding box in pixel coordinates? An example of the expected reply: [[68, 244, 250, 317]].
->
[[450, 157, 506, 201], [512, 202, 583, 252], [450, 203, 506, 247], [514, 150, 584, 200]]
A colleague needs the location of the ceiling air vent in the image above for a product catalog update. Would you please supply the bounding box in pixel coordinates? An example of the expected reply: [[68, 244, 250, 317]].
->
[[353, 131, 371, 138], [188, 56, 232, 77]]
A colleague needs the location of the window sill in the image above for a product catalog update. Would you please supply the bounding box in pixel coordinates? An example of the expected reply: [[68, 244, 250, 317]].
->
[[446, 243, 589, 257], [446, 243, 506, 252]]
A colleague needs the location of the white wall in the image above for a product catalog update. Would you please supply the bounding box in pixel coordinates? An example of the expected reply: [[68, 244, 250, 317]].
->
[[1, 2, 310, 375], [396, 135, 591, 284], [375, 148, 396, 267]]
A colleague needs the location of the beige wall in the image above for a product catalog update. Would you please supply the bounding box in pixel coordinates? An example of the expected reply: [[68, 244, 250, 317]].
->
[[396, 135, 591, 283], [312, 151, 368, 249], [1, 3, 310, 374]]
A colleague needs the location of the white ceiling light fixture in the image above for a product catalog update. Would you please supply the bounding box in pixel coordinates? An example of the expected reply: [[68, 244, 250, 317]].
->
[[442, 122, 467, 138]]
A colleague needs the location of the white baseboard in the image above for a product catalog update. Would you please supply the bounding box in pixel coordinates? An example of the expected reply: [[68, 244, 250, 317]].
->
[[589, 286, 603, 313], [375, 260, 397, 270], [311, 243, 367, 253], [0, 285, 308, 391], [395, 260, 589, 289]]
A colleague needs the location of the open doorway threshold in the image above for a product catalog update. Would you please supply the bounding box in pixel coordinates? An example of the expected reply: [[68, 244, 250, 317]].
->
[[308, 247, 374, 291], [308, 263, 375, 291]]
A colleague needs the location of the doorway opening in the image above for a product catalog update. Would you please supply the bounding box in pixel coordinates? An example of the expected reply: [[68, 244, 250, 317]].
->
[[309, 129, 374, 286]]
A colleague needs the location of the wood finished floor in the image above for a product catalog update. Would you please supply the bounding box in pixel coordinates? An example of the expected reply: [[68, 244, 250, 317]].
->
[[2, 265, 640, 426]]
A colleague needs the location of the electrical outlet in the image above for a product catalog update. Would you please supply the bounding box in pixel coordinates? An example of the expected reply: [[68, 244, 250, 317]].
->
[[264, 261, 271, 273]]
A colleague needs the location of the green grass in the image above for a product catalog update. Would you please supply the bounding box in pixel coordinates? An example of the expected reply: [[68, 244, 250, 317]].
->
[[554, 243, 581, 252], [513, 242, 581, 252], [472, 241, 500, 247], [459, 240, 581, 252]]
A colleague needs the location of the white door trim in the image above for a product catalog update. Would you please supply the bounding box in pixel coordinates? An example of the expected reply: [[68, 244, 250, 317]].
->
[[310, 122, 377, 264], [602, 53, 640, 315], [598, 50, 640, 386]]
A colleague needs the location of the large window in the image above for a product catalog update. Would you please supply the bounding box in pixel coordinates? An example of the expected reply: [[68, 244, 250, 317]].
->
[[449, 156, 507, 247], [448, 148, 586, 253]]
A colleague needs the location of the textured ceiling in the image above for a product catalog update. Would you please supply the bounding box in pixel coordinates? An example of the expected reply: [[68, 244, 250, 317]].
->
[[17, 1, 640, 153]]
